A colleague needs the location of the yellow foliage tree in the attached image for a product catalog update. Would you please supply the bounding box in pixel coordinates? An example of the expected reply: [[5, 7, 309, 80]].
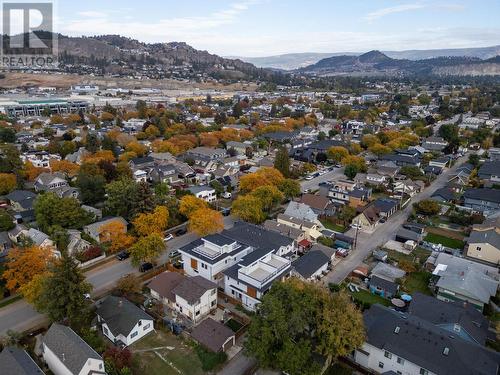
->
[[239, 167, 284, 193], [179, 195, 208, 218], [19, 272, 51, 304], [0, 173, 17, 195], [341, 155, 367, 172], [3, 246, 53, 292], [99, 221, 135, 253], [188, 208, 224, 236], [327, 146, 349, 163], [133, 206, 169, 237], [50, 159, 80, 177], [83, 150, 115, 164], [126, 141, 148, 157]]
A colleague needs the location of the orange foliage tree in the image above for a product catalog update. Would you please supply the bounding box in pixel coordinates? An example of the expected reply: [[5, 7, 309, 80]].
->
[[50, 159, 80, 177], [188, 208, 224, 236], [3, 245, 53, 292], [23, 161, 49, 181], [179, 195, 208, 218], [239, 167, 284, 193], [133, 206, 169, 237], [0, 173, 17, 195], [99, 221, 135, 253]]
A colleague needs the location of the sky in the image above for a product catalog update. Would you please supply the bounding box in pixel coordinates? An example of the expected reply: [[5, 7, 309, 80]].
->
[[9, 0, 500, 57]]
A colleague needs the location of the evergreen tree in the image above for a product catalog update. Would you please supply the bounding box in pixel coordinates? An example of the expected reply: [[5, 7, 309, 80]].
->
[[131, 182, 155, 217], [274, 147, 291, 177]]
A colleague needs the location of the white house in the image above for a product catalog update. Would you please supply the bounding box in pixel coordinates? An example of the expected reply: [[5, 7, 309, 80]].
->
[[133, 169, 148, 183], [187, 185, 216, 203], [34, 172, 68, 192], [96, 296, 154, 347], [148, 272, 218, 323], [42, 323, 105, 375]]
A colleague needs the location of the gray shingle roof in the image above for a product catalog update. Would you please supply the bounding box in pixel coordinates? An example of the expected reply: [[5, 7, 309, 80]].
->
[[43, 323, 102, 374], [363, 305, 500, 375], [96, 296, 153, 336], [292, 250, 329, 279], [190, 318, 234, 352], [171, 276, 217, 304], [0, 347, 44, 375], [467, 229, 500, 250], [464, 188, 500, 204]]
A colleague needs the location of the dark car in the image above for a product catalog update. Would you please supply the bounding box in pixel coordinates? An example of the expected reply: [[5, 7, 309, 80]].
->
[[139, 262, 153, 272], [116, 251, 130, 261], [175, 228, 187, 236]]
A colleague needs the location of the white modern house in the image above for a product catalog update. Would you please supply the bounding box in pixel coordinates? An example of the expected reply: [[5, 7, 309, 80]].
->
[[187, 185, 217, 203], [96, 296, 154, 347], [42, 323, 105, 375], [149, 272, 218, 323]]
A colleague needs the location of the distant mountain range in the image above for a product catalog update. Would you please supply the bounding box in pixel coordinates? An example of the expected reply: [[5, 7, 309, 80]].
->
[[297, 50, 500, 77], [234, 45, 500, 70]]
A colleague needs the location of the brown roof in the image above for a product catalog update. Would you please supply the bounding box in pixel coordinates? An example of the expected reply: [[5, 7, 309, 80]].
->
[[148, 272, 185, 302], [171, 276, 217, 305], [191, 318, 234, 352], [300, 194, 330, 210]]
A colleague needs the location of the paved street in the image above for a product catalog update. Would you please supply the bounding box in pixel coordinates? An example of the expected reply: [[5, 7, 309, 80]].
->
[[324, 154, 469, 284], [0, 217, 235, 336]]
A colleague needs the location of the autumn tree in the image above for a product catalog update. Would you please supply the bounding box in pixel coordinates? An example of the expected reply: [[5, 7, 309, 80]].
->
[[99, 221, 135, 253], [0, 210, 15, 231], [115, 274, 141, 296], [129, 234, 164, 266], [179, 195, 208, 218], [239, 167, 284, 193], [368, 143, 391, 156], [327, 146, 349, 163], [133, 206, 169, 237], [188, 208, 224, 236], [341, 155, 367, 172], [49, 159, 80, 177], [245, 279, 364, 375], [251, 185, 284, 212], [3, 245, 53, 292], [0, 173, 16, 195], [278, 179, 301, 200], [413, 199, 440, 216], [232, 195, 265, 224]]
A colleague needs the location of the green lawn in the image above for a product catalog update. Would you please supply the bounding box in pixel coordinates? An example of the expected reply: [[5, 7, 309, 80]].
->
[[320, 220, 346, 233], [131, 330, 204, 375], [386, 247, 430, 266], [424, 233, 465, 249], [402, 271, 433, 295], [349, 288, 390, 308]]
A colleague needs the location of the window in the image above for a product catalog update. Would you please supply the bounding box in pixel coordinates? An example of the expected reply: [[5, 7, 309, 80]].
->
[[99, 363, 103, 370], [138, 321, 142, 326], [143, 323, 150, 331], [131, 331, 138, 338], [211, 289, 216, 295], [420, 369, 428, 375], [476, 246, 481, 251], [103, 327, 108, 335], [196, 311, 200, 316], [211, 300, 216, 307], [384, 351, 392, 359], [378, 362, 384, 369], [397, 357, 405, 365]]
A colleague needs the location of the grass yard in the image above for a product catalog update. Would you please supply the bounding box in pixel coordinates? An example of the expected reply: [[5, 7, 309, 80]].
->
[[386, 247, 430, 266], [424, 233, 465, 249], [349, 288, 390, 308], [131, 329, 204, 375], [320, 220, 346, 233], [402, 271, 433, 295]]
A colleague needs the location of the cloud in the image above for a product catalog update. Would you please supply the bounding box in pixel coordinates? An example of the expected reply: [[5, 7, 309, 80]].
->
[[364, 3, 426, 21], [77, 11, 107, 18]]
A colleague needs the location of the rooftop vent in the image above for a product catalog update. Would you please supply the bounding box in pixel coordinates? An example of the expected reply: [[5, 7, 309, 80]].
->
[[443, 347, 450, 356], [394, 326, 400, 334]]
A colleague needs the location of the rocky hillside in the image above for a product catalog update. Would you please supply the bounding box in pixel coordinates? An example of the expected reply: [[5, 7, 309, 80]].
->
[[298, 50, 500, 76]]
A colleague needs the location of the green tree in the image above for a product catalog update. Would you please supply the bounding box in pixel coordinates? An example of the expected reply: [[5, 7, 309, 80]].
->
[[35, 254, 92, 328], [0, 144, 22, 174], [129, 234, 164, 266], [131, 182, 155, 217], [76, 163, 106, 204], [136, 100, 147, 118], [413, 199, 440, 216], [105, 178, 139, 220], [438, 123, 459, 143], [34, 193, 92, 233], [400, 166, 423, 179], [468, 154, 480, 167], [274, 147, 291, 178], [278, 179, 301, 200], [245, 279, 364, 375], [232, 102, 243, 118], [344, 164, 358, 180], [0, 210, 15, 231], [85, 133, 100, 153], [209, 180, 225, 197]]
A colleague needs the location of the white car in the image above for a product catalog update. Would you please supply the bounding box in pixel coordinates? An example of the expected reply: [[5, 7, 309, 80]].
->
[[351, 223, 361, 230], [222, 192, 232, 199], [164, 233, 174, 242], [305, 174, 314, 180]]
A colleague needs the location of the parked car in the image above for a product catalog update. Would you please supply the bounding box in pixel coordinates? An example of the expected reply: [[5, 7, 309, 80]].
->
[[351, 223, 361, 230], [221, 207, 231, 216], [116, 251, 130, 261], [164, 233, 174, 242], [169, 250, 181, 259], [175, 228, 187, 236], [305, 174, 314, 180], [336, 248, 350, 257], [222, 192, 232, 199], [139, 262, 153, 272]]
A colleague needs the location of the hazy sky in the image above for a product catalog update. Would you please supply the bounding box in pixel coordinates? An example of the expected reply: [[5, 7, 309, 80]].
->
[[41, 0, 500, 56]]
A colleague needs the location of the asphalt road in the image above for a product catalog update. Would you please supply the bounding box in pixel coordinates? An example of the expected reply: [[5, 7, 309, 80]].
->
[[324, 154, 469, 284], [0, 216, 235, 336]]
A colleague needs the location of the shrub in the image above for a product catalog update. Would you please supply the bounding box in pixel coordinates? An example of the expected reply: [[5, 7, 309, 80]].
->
[[76, 246, 103, 262], [194, 345, 227, 371]]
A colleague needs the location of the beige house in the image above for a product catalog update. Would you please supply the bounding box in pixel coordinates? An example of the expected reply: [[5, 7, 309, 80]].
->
[[277, 213, 323, 241], [466, 218, 500, 266]]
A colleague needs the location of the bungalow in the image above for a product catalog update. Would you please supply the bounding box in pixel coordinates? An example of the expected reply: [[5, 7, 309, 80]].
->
[[148, 272, 218, 323], [276, 213, 323, 241], [431, 187, 456, 203], [392, 179, 424, 197], [4, 190, 37, 212], [226, 141, 251, 155], [284, 201, 320, 225], [291, 250, 329, 281], [353, 305, 500, 375], [263, 220, 306, 243], [379, 153, 421, 167], [0, 346, 45, 375], [463, 188, 500, 216], [421, 136, 448, 152], [448, 163, 473, 188], [478, 161, 500, 185], [42, 323, 105, 375], [465, 218, 500, 266], [34, 172, 68, 192], [299, 194, 336, 217], [96, 296, 154, 347], [190, 318, 235, 353], [429, 155, 451, 169], [368, 275, 399, 298], [429, 252, 499, 311], [83, 216, 128, 242], [395, 227, 422, 243], [353, 199, 399, 232]]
